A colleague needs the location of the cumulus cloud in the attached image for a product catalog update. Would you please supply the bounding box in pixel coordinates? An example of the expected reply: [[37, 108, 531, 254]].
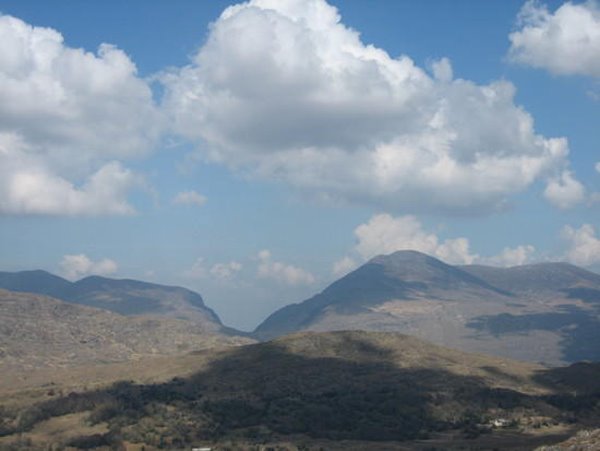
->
[[184, 258, 243, 280], [0, 141, 139, 215], [479, 245, 536, 267], [509, 0, 600, 77], [0, 14, 161, 215], [335, 213, 536, 270], [257, 250, 315, 285], [210, 261, 243, 279], [172, 190, 207, 207], [162, 0, 573, 213], [353, 214, 478, 264], [562, 224, 600, 266], [543, 170, 585, 209], [60, 254, 118, 280]]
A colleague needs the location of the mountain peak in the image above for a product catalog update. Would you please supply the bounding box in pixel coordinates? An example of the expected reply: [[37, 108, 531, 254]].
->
[[363, 249, 506, 294], [1, 269, 68, 281], [256, 250, 600, 364], [369, 249, 440, 265], [0, 269, 71, 299], [255, 249, 511, 340]]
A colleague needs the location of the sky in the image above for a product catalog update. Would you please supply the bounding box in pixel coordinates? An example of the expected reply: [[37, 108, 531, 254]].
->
[[0, 0, 598, 331]]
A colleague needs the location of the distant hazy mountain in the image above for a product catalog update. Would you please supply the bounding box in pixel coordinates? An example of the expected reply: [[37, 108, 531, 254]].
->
[[0, 270, 71, 300], [0, 270, 222, 329], [0, 289, 251, 370], [255, 250, 600, 365], [461, 262, 600, 297]]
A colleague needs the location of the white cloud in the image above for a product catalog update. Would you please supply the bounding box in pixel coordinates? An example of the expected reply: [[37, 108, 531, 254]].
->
[[543, 170, 585, 209], [479, 245, 536, 267], [162, 0, 572, 213], [338, 213, 535, 269], [596, 161, 600, 173], [509, 0, 600, 77], [0, 144, 139, 215], [332, 256, 358, 277], [210, 261, 242, 280], [184, 258, 243, 281], [431, 57, 453, 82], [172, 190, 207, 207], [257, 249, 315, 285], [0, 14, 161, 216], [562, 224, 600, 266], [353, 214, 478, 264], [60, 254, 118, 280]]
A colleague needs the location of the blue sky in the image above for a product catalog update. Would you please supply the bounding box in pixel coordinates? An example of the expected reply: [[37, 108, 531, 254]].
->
[[0, 0, 598, 330]]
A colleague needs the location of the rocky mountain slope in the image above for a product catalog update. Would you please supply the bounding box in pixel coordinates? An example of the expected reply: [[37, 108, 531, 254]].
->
[[255, 251, 600, 365], [461, 262, 600, 299], [1, 330, 598, 450], [0, 270, 222, 328], [0, 289, 251, 370]]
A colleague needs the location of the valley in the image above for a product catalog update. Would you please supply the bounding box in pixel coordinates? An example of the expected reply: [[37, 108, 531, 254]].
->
[[1, 252, 599, 449]]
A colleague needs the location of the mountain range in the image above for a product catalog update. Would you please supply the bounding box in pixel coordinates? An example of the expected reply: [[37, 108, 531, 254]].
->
[[0, 270, 221, 326], [0, 271, 251, 369], [1, 256, 600, 448], [2, 251, 600, 368], [0, 289, 250, 370], [255, 250, 600, 365]]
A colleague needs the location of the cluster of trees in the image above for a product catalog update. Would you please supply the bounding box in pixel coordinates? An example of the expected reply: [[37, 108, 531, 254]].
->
[[2, 350, 599, 449]]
